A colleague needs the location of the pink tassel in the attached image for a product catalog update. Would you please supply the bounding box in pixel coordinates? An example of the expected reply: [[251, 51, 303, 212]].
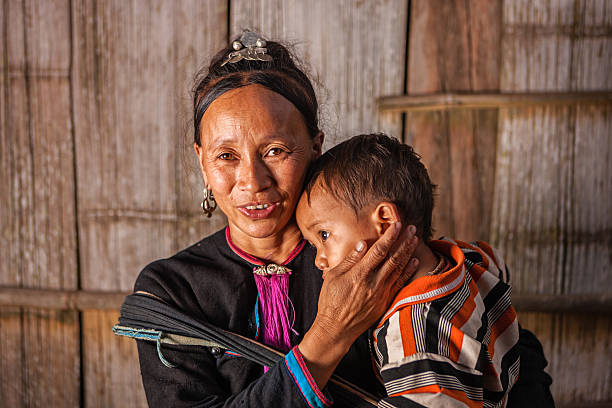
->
[[253, 271, 293, 353]]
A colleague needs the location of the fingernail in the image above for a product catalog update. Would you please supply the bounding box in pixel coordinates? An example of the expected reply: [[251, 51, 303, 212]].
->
[[408, 225, 416, 235], [355, 241, 365, 252]]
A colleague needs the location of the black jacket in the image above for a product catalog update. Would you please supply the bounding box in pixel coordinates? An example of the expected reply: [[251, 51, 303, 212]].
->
[[134, 228, 553, 407]]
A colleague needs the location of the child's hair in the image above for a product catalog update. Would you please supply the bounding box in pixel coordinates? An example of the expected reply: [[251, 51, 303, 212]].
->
[[303, 133, 436, 241]]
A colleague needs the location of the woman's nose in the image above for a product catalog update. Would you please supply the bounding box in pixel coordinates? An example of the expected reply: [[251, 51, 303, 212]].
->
[[236, 157, 272, 193]]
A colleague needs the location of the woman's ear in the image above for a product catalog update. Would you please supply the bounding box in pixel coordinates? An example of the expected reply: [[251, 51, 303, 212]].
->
[[370, 202, 401, 237], [193, 142, 208, 185], [312, 132, 324, 158]]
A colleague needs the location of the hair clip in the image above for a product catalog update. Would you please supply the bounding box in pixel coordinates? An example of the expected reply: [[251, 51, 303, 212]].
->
[[221, 30, 273, 66]]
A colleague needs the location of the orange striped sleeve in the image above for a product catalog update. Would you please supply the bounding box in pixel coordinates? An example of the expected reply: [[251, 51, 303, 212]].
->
[[476, 240, 500, 269], [450, 277, 479, 329], [398, 307, 417, 357], [389, 384, 481, 408], [488, 306, 517, 359], [448, 325, 465, 363]]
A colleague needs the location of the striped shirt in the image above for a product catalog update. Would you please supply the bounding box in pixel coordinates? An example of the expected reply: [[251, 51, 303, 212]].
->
[[372, 239, 520, 408]]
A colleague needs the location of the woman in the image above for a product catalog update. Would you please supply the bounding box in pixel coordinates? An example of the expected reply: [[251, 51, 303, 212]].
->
[[135, 32, 418, 407], [134, 32, 553, 407]]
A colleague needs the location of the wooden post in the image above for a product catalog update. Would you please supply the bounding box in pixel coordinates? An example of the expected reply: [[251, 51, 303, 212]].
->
[[71, 1, 228, 405], [405, 0, 502, 243], [0, 1, 80, 405], [493, 1, 612, 404]]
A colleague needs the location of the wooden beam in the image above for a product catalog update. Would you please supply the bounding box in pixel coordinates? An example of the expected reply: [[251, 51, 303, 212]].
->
[[558, 402, 612, 408], [378, 91, 612, 112], [0, 288, 129, 310], [1, 287, 611, 313], [513, 294, 612, 314]]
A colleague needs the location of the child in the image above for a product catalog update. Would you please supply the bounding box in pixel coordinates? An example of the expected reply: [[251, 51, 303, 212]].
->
[[296, 133, 520, 408]]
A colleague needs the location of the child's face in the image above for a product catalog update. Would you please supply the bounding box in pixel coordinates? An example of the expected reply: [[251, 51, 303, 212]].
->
[[296, 182, 379, 276]]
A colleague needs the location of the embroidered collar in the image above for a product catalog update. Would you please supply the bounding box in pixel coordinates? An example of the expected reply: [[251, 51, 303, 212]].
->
[[224, 227, 306, 267]]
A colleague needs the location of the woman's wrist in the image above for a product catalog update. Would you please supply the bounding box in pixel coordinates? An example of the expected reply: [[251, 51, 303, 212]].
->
[[296, 318, 356, 390]]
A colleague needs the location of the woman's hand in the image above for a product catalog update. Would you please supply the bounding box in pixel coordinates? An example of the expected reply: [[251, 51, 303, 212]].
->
[[313, 222, 419, 344], [298, 222, 419, 388]]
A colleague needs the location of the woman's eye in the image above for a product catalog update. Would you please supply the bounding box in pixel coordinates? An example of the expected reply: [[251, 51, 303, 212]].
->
[[319, 231, 330, 242], [265, 147, 285, 157], [218, 152, 234, 160]]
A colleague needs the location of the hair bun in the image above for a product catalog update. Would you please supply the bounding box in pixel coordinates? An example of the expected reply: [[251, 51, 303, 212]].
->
[[207, 34, 300, 78], [193, 31, 319, 146]]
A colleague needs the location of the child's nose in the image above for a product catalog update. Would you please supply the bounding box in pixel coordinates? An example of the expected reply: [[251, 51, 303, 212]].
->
[[315, 253, 328, 271]]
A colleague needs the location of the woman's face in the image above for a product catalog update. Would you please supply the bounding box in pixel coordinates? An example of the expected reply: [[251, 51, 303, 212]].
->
[[195, 84, 323, 241]]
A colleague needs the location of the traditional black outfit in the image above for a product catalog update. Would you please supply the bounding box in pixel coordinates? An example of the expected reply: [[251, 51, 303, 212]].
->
[[134, 228, 553, 407], [135, 227, 381, 407]]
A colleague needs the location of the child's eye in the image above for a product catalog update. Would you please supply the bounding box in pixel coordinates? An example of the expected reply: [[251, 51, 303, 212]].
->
[[319, 231, 330, 242]]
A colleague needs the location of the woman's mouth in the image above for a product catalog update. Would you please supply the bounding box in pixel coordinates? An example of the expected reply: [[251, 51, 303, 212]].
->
[[238, 203, 278, 219]]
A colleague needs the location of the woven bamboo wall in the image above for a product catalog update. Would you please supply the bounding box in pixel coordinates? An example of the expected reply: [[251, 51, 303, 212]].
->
[[1, 1, 610, 406]]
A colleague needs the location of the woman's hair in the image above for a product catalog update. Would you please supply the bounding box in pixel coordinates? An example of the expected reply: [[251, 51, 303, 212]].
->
[[193, 35, 320, 146], [303, 133, 436, 241]]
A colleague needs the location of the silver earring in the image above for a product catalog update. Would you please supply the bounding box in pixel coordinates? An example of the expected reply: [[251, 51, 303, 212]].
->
[[201, 188, 217, 218]]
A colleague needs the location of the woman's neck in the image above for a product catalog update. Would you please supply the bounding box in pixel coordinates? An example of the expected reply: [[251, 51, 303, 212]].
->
[[227, 223, 304, 264]]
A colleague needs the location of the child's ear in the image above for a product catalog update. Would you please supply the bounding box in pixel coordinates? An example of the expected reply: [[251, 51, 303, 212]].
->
[[370, 202, 401, 237], [312, 132, 324, 158]]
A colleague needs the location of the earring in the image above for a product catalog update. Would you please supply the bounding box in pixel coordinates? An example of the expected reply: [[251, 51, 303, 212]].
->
[[201, 188, 217, 218]]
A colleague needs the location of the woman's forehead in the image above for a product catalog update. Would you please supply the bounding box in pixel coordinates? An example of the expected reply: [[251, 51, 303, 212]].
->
[[200, 85, 308, 146], [204, 85, 298, 123]]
